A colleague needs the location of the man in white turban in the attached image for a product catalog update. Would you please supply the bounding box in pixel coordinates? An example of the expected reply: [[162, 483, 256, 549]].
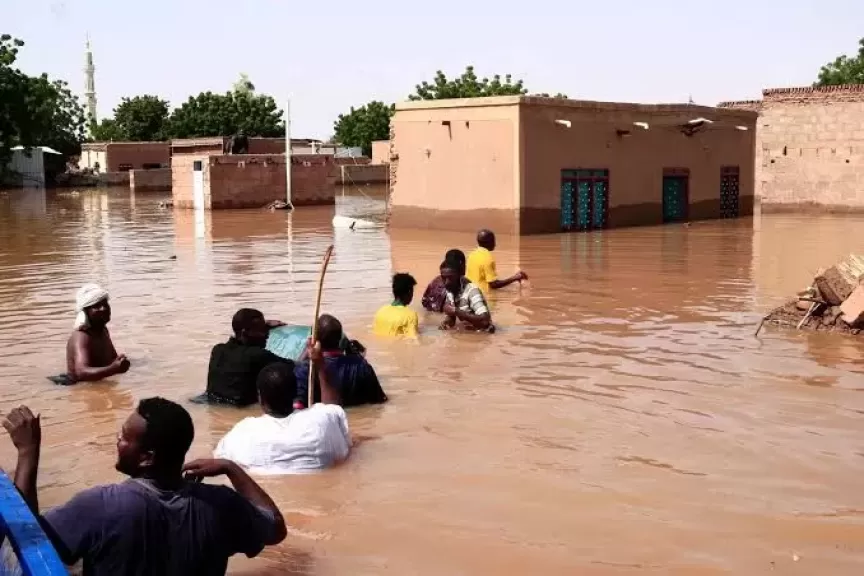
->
[[64, 284, 130, 383]]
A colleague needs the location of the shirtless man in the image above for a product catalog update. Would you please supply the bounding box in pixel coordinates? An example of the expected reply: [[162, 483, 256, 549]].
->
[[66, 284, 130, 383]]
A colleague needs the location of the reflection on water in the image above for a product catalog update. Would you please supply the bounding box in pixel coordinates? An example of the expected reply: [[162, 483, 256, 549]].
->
[[2, 186, 864, 574]]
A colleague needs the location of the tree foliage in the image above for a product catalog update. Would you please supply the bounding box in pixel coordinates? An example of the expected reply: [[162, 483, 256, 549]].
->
[[233, 73, 255, 95], [408, 66, 528, 100], [0, 34, 85, 168], [168, 87, 283, 139], [333, 101, 393, 157], [90, 95, 170, 141], [816, 38, 864, 86], [534, 92, 569, 99]]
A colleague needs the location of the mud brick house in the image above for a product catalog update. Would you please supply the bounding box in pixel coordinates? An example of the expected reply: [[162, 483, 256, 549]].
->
[[719, 84, 864, 212], [80, 142, 170, 172], [389, 96, 757, 235]]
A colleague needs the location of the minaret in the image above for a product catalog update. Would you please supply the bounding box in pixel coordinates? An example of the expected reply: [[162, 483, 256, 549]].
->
[[84, 35, 97, 125]]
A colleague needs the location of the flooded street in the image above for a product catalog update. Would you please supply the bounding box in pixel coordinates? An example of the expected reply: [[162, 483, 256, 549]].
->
[[1, 186, 864, 575]]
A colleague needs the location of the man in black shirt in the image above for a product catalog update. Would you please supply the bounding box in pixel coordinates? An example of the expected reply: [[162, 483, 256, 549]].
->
[[206, 309, 292, 406]]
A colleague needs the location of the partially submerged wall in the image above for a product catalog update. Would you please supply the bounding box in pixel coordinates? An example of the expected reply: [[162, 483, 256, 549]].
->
[[172, 154, 336, 209], [338, 163, 388, 184], [130, 168, 171, 192], [719, 84, 864, 211]]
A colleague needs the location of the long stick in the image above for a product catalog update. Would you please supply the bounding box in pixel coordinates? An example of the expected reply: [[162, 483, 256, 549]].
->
[[308, 245, 334, 407], [797, 301, 818, 330]]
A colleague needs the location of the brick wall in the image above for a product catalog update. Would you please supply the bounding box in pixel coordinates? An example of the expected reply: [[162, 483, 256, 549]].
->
[[130, 168, 171, 191], [171, 154, 210, 208], [289, 154, 338, 206], [248, 138, 286, 154], [338, 163, 388, 184], [719, 84, 864, 210], [105, 142, 170, 171], [175, 154, 334, 209], [716, 100, 763, 113]]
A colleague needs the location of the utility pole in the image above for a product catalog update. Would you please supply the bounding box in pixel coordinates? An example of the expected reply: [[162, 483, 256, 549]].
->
[[285, 100, 293, 208]]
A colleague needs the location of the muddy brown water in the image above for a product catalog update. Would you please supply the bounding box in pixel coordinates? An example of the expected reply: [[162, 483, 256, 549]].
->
[[1, 186, 864, 575]]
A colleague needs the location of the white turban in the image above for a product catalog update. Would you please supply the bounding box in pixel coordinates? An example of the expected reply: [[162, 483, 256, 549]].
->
[[74, 284, 110, 330]]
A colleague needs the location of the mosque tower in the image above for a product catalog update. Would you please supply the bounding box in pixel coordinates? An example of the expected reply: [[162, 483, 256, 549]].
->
[[84, 35, 97, 125]]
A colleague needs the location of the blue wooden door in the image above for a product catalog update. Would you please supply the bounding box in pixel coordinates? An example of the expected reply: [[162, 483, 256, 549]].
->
[[662, 175, 688, 223]]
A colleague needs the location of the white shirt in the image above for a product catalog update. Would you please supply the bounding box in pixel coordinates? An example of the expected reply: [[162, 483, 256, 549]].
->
[[214, 404, 351, 474]]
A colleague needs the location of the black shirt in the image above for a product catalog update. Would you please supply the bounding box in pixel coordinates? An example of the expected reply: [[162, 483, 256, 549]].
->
[[206, 337, 293, 406]]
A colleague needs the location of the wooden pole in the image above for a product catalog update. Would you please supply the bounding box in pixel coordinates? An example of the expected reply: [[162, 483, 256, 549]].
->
[[308, 245, 334, 408]]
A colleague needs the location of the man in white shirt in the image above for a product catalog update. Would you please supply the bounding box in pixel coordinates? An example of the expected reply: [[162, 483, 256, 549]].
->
[[215, 341, 351, 474]]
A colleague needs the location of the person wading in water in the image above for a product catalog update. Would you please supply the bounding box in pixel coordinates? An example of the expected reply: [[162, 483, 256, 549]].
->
[[63, 284, 130, 383], [466, 229, 528, 295], [2, 399, 287, 575], [440, 259, 495, 332]]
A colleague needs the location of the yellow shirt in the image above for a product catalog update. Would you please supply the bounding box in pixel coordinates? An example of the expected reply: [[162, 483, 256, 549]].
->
[[373, 303, 419, 337], [466, 247, 498, 294]]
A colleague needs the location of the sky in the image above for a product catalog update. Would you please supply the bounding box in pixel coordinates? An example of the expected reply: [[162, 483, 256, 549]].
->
[[5, 0, 864, 139]]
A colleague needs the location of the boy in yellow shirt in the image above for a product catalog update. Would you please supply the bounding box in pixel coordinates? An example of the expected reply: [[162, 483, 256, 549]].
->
[[466, 229, 528, 294], [373, 273, 419, 337]]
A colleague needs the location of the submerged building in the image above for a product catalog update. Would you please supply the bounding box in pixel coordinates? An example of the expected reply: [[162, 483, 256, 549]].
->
[[388, 96, 757, 235], [719, 84, 864, 212]]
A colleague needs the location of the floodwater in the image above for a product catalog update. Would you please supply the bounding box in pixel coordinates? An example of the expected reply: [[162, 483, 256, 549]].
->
[[1, 185, 864, 575]]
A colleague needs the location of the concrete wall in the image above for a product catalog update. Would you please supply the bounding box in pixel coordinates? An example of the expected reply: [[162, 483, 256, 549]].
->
[[338, 163, 388, 184], [97, 171, 131, 187], [390, 96, 756, 235], [521, 99, 756, 233], [390, 98, 521, 233], [721, 85, 864, 211], [371, 140, 390, 164], [172, 153, 336, 209], [130, 168, 171, 191], [103, 142, 170, 172]]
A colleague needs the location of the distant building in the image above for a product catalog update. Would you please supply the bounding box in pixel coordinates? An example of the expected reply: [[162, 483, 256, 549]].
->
[[389, 95, 757, 235], [6, 147, 61, 187], [80, 142, 170, 173], [170, 137, 337, 209], [719, 84, 864, 212]]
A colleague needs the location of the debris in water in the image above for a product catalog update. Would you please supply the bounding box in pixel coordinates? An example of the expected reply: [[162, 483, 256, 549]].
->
[[758, 254, 864, 337], [263, 200, 292, 211]]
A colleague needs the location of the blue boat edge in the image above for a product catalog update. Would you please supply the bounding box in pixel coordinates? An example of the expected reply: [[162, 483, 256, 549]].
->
[[0, 473, 66, 575]]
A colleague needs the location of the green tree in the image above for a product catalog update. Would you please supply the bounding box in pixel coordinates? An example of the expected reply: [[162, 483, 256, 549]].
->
[[168, 87, 283, 139], [89, 118, 126, 141], [0, 34, 85, 169], [333, 101, 394, 157], [114, 95, 170, 141], [408, 66, 528, 100], [89, 95, 170, 141], [816, 37, 864, 86]]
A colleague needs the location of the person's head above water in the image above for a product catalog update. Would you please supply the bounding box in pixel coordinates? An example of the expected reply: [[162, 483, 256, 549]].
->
[[257, 363, 296, 417], [115, 397, 194, 480], [440, 260, 462, 294], [477, 229, 496, 251], [444, 249, 466, 276], [74, 284, 111, 330], [317, 314, 343, 351], [392, 273, 417, 306], [232, 308, 269, 348]]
